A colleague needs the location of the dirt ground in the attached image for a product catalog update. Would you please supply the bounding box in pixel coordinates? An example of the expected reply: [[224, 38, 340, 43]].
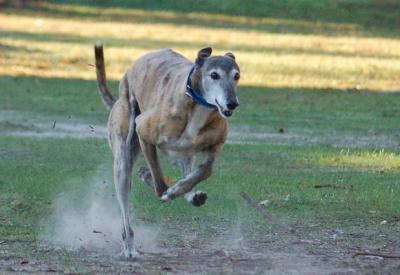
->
[[1, 221, 399, 274]]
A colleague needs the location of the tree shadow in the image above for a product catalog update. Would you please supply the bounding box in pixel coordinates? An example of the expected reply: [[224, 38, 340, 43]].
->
[[0, 42, 46, 54]]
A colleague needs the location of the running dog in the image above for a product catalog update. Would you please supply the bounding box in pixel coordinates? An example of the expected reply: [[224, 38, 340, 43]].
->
[[94, 43, 240, 258]]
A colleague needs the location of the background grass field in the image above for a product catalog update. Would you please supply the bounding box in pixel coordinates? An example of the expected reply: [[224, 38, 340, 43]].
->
[[1, 0, 400, 264]]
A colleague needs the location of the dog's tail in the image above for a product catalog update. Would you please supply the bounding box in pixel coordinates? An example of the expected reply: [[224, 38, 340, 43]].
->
[[94, 42, 115, 111]]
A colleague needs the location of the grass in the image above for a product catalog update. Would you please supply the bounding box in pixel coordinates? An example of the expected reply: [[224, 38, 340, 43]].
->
[[2, 137, 400, 241], [0, 0, 399, 243]]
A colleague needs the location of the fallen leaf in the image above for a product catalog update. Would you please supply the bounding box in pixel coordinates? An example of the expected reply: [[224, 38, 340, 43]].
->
[[166, 176, 174, 187]]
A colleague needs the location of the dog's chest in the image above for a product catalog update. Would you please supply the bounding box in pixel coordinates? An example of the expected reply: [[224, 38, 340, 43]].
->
[[158, 106, 220, 151], [183, 106, 212, 141]]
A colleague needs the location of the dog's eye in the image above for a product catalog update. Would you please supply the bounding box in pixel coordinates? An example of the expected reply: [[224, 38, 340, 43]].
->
[[234, 72, 240, 81], [210, 72, 220, 80]]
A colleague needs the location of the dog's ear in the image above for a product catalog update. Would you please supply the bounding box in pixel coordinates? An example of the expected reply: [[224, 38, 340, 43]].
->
[[195, 47, 212, 67], [224, 52, 235, 60]]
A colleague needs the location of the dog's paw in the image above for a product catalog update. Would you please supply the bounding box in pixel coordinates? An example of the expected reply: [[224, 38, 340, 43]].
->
[[138, 166, 153, 185], [190, 191, 208, 207], [160, 186, 179, 202], [160, 191, 173, 202], [138, 166, 151, 180]]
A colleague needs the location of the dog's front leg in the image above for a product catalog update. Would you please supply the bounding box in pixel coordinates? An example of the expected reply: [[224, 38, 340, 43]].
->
[[177, 156, 208, 207], [138, 138, 168, 196], [161, 150, 216, 205]]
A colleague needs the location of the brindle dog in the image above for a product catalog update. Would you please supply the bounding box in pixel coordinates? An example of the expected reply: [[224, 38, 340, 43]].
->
[[94, 43, 240, 258]]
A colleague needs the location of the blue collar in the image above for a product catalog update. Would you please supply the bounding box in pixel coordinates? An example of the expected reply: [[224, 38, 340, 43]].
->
[[185, 66, 216, 109]]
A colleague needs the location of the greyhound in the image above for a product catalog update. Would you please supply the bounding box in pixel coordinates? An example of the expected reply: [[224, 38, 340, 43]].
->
[[94, 43, 240, 258]]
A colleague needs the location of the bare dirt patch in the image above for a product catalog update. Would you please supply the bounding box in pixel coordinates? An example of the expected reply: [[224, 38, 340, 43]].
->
[[2, 119, 400, 149], [228, 126, 400, 149], [0, 121, 107, 139]]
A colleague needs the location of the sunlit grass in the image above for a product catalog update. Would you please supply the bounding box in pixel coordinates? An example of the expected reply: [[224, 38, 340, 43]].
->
[[1, 3, 400, 91], [318, 149, 400, 171]]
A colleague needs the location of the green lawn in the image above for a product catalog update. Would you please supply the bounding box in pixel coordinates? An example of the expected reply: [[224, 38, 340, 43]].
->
[[1, 0, 400, 244], [2, 135, 400, 241]]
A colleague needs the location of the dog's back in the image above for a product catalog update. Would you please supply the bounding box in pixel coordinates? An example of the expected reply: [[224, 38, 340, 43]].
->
[[126, 49, 192, 112]]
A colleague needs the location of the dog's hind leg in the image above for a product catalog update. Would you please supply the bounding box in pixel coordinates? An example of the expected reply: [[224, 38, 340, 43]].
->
[[137, 166, 155, 189], [179, 155, 196, 177], [138, 155, 206, 206], [112, 142, 138, 258], [110, 76, 140, 259], [138, 155, 194, 189]]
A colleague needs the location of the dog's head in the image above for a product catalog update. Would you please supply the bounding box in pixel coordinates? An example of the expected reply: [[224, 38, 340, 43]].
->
[[194, 47, 240, 118]]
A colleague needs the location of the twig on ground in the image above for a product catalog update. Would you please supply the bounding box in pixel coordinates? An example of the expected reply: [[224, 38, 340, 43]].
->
[[92, 230, 102, 234], [352, 251, 400, 259], [240, 191, 295, 234], [297, 239, 322, 245], [314, 184, 352, 190]]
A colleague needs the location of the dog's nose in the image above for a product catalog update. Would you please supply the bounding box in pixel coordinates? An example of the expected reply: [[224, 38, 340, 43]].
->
[[227, 101, 239, 110]]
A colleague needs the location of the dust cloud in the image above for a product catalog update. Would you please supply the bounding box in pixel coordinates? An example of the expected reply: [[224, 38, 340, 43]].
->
[[39, 164, 163, 254]]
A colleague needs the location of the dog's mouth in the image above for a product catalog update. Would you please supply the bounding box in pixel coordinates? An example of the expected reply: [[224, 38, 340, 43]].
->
[[215, 100, 233, 118]]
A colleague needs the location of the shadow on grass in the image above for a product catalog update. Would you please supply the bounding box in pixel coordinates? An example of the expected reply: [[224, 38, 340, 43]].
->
[[2, 29, 400, 61], [2, 0, 400, 38], [0, 42, 46, 54]]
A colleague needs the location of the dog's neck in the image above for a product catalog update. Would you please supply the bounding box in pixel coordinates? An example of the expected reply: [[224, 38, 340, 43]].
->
[[186, 66, 216, 109], [190, 68, 201, 91]]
